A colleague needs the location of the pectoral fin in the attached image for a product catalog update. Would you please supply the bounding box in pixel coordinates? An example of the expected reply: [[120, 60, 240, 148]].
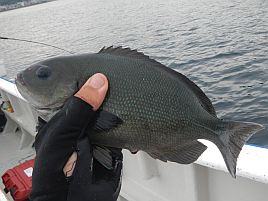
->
[[89, 111, 123, 169], [92, 110, 123, 132]]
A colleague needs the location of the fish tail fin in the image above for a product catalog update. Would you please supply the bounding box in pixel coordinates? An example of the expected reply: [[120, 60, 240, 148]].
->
[[213, 121, 264, 178]]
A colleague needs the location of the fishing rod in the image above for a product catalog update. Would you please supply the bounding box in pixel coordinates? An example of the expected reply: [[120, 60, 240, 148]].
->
[[0, 36, 74, 54]]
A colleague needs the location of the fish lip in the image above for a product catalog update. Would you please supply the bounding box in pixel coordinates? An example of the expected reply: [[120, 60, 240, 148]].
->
[[16, 72, 25, 86]]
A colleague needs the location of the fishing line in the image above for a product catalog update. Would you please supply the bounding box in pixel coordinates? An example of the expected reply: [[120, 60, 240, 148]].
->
[[0, 36, 74, 54], [1, 36, 74, 99]]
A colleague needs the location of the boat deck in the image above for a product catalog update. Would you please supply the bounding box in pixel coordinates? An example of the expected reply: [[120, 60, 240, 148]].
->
[[0, 128, 34, 201], [0, 129, 34, 177]]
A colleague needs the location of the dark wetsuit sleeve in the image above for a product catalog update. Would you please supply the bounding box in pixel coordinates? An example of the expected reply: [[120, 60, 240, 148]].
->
[[30, 96, 95, 201]]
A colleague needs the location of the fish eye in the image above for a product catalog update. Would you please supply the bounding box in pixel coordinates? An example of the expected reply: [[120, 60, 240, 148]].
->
[[36, 65, 52, 79]]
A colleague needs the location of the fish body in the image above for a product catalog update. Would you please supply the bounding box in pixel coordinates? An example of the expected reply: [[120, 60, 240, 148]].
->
[[15, 47, 264, 177]]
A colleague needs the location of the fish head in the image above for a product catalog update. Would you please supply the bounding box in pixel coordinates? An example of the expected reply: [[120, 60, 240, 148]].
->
[[15, 58, 79, 118]]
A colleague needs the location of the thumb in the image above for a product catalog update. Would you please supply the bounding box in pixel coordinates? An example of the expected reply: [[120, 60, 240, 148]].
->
[[74, 73, 108, 111]]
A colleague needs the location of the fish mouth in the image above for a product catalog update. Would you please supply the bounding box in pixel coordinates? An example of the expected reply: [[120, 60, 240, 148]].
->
[[16, 72, 26, 86]]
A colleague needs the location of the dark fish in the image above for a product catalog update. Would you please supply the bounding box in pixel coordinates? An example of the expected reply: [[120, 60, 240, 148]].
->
[[15, 47, 264, 177]]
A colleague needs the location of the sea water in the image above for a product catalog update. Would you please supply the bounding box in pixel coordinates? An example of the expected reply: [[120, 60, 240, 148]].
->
[[0, 0, 267, 146]]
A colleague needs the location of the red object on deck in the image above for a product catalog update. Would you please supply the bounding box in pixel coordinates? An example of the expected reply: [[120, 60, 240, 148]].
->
[[1, 159, 34, 201]]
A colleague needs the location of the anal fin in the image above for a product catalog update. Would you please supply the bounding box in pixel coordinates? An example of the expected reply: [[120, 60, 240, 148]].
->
[[149, 140, 207, 164]]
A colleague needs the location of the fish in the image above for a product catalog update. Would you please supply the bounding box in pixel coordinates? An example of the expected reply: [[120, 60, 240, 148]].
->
[[15, 46, 264, 177]]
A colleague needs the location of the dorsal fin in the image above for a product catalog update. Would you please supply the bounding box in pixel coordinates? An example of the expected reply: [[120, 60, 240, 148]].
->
[[159, 64, 216, 116], [98, 46, 152, 61], [175, 72, 217, 116], [98, 46, 216, 116], [150, 59, 217, 116]]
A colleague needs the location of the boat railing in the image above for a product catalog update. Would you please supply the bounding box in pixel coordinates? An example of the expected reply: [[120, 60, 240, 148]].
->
[[1, 76, 268, 201]]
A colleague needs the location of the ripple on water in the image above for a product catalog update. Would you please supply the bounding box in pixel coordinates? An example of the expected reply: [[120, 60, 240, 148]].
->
[[0, 0, 267, 146]]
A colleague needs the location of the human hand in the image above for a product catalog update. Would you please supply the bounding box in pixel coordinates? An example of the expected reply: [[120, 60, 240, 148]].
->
[[74, 73, 108, 110], [64, 73, 109, 176], [31, 73, 122, 201]]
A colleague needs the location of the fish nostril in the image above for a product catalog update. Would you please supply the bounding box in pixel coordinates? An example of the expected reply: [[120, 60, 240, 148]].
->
[[26, 67, 33, 71]]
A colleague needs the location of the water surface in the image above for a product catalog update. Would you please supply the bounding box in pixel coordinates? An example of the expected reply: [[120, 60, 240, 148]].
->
[[0, 0, 267, 145]]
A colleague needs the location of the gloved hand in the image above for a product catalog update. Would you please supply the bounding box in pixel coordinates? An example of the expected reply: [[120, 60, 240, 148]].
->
[[30, 73, 123, 201]]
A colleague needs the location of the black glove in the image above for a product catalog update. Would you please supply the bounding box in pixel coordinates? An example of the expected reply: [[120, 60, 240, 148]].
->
[[67, 136, 122, 201], [0, 108, 7, 132], [30, 96, 122, 201]]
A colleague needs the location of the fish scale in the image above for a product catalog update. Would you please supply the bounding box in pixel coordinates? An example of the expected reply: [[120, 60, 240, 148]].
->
[[15, 46, 264, 177]]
